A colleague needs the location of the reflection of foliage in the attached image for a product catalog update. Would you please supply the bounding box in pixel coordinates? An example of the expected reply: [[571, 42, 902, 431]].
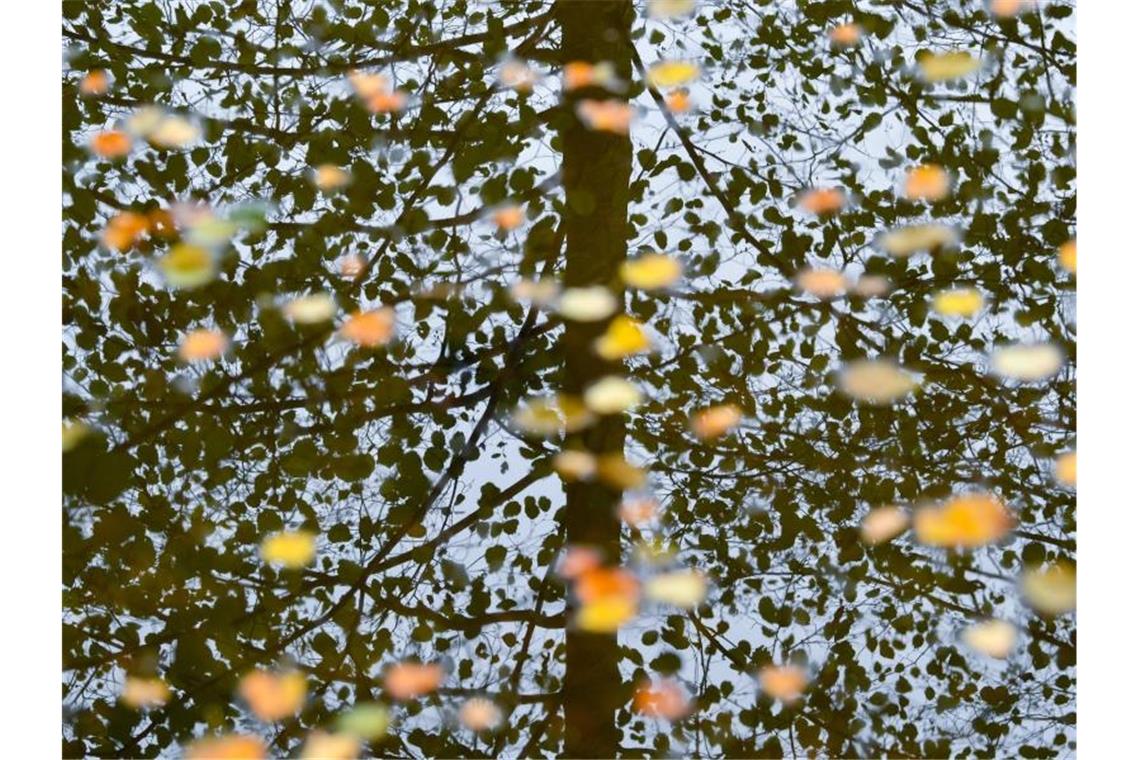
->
[[62, 0, 1074, 758]]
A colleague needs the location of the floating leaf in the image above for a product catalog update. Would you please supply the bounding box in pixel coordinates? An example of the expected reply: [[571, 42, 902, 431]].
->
[[932, 287, 985, 318], [260, 531, 316, 568], [829, 23, 862, 46], [576, 99, 633, 134], [513, 395, 595, 437], [102, 212, 149, 251], [990, 343, 1064, 382], [913, 493, 1015, 548], [558, 546, 603, 579], [797, 187, 846, 215], [239, 669, 307, 722], [313, 164, 351, 192], [644, 569, 707, 608], [563, 61, 618, 91], [283, 294, 337, 324], [796, 267, 847, 299], [493, 205, 525, 231], [690, 404, 742, 440], [384, 662, 443, 700], [120, 676, 170, 709], [1022, 562, 1076, 615], [633, 679, 691, 720], [962, 619, 1017, 659], [647, 0, 696, 20], [838, 360, 917, 404], [499, 60, 537, 93], [878, 223, 958, 256], [584, 376, 643, 415], [1058, 239, 1076, 273], [854, 274, 892, 297], [665, 89, 691, 113], [597, 453, 648, 490], [1054, 450, 1076, 487], [158, 243, 217, 289], [90, 130, 132, 159], [336, 703, 390, 740], [647, 60, 700, 89], [340, 308, 395, 347], [301, 732, 359, 760], [918, 51, 981, 83], [339, 253, 366, 280], [79, 69, 109, 96], [904, 164, 951, 201], [594, 315, 652, 360], [621, 254, 683, 290], [558, 286, 618, 321], [62, 419, 90, 453], [184, 734, 267, 760], [861, 506, 909, 545], [620, 497, 660, 527], [512, 277, 561, 306], [991, 0, 1035, 16], [576, 595, 638, 632], [459, 697, 503, 731], [553, 450, 597, 481], [178, 329, 229, 362], [759, 664, 808, 704]]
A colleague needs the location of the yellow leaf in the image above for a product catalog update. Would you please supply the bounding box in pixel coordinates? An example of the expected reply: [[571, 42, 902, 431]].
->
[[301, 732, 360, 760], [932, 287, 985, 318], [260, 531, 316, 569], [1022, 562, 1076, 615], [990, 343, 1064, 382], [648, 0, 696, 20], [576, 595, 638, 632], [1058, 239, 1076, 273], [283, 293, 337, 324], [918, 51, 980, 83], [336, 703, 390, 740], [597, 453, 648, 490], [594, 316, 652, 360], [553, 450, 597, 481], [878, 224, 958, 257], [838, 360, 917, 404], [913, 493, 1015, 549], [962, 619, 1017, 659], [313, 164, 351, 192], [584, 376, 643, 415], [558, 286, 618, 321], [644, 569, 707, 608], [621, 254, 683, 290], [62, 419, 90, 453], [647, 60, 700, 89], [159, 243, 217, 289]]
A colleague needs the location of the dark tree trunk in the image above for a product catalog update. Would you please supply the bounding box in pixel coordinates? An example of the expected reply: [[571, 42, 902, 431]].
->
[[556, 1, 634, 757]]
